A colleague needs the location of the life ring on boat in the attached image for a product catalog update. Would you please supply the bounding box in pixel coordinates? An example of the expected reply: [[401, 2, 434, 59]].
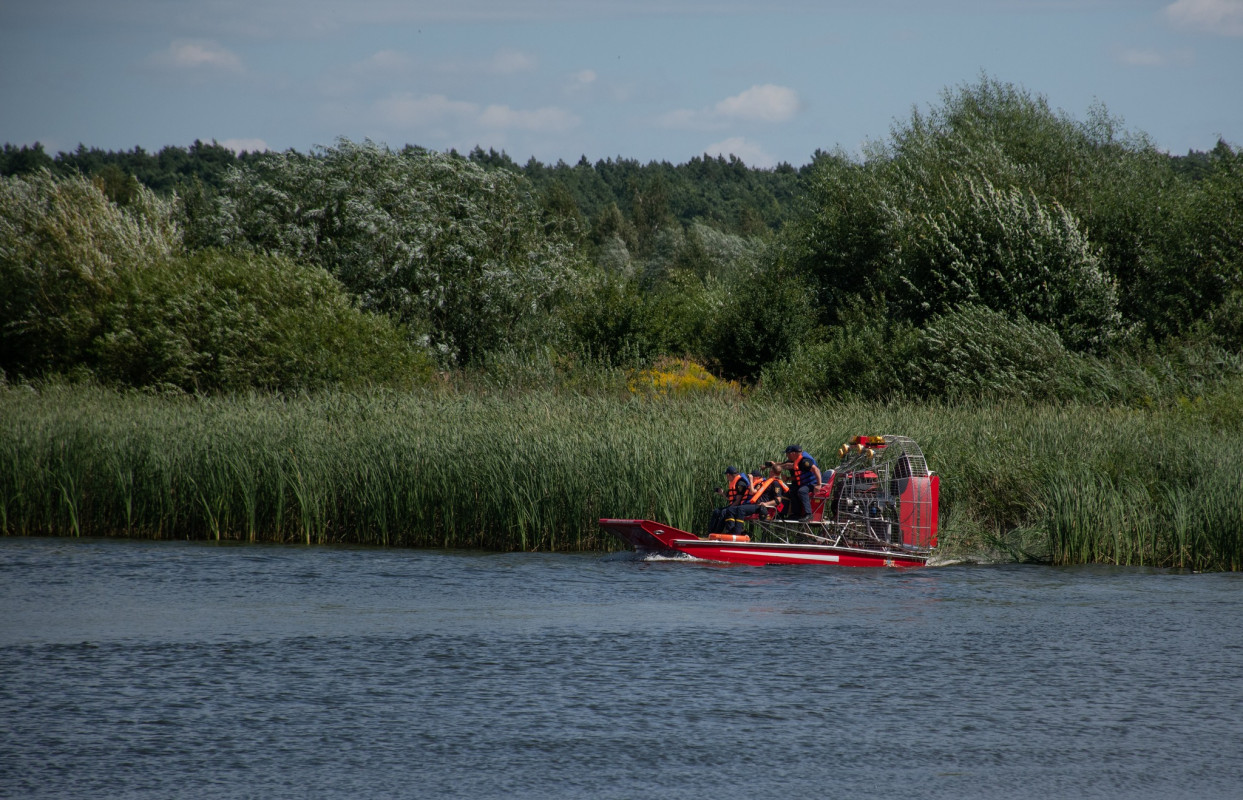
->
[[708, 533, 751, 542]]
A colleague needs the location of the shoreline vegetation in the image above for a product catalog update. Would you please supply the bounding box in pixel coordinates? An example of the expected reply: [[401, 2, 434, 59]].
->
[[3, 77, 1241, 569], [2, 382, 1240, 571]]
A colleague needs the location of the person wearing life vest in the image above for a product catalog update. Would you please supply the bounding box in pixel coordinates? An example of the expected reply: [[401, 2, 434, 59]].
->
[[778, 444, 822, 522], [721, 467, 787, 534], [709, 466, 751, 533], [754, 461, 789, 513]]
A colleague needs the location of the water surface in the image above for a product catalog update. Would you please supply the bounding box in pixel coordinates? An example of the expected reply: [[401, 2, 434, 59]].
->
[[2, 538, 1241, 799]]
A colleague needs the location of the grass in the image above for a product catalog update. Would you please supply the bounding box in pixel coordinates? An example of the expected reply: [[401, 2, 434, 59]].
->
[[1, 381, 1241, 570]]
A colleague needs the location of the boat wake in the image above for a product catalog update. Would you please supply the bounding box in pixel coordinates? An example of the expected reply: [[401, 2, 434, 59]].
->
[[600, 550, 697, 563], [639, 551, 701, 563]]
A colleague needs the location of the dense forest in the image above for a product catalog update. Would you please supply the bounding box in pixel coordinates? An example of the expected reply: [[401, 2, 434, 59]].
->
[[4, 77, 1240, 403]]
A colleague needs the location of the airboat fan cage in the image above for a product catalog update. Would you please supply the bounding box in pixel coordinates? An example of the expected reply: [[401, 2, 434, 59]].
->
[[755, 434, 938, 554]]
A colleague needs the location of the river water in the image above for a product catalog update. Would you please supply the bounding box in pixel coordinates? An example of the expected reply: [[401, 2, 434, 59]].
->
[[1, 537, 1241, 799]]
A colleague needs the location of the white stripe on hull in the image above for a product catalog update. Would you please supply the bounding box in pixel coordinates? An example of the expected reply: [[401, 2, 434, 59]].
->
[[718, 549, 840, 563], [674, 540, 926, 565]]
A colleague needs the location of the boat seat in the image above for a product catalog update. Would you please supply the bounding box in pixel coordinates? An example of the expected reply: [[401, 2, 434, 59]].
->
[[744, 503, 782, 521]]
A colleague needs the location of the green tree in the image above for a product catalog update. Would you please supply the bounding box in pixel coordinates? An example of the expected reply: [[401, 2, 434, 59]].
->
[[0, 170, 177, 376], [94, 249, 429, 392], [782, 150, 897, 323], [539, 180, 586, 242], [889, 176, 1119, 350], [0, 143, 55, 176], [629, 173, 673, 250], [0, 170, 426, 391], [184, 139, 581, 365]]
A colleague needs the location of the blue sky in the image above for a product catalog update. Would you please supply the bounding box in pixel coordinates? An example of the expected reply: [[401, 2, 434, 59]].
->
[[2, 0, 1241, 167]]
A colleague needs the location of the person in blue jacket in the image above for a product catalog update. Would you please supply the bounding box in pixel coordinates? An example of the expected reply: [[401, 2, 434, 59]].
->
[[778, 444, 822, 522]]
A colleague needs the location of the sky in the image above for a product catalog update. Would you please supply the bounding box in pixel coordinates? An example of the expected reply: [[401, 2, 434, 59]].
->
[[2, 0, 1241, 168]]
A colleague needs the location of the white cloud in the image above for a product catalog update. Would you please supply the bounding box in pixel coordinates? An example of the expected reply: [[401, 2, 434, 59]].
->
[[1164, 0, 1243, 36], [152, 40, 243, 73], [487, 48, 537, 74], [218, 138, 269, 153], [659, 84, 801, 129], [703, 136, 777, 168], [568, 69, 597, 91], [362, 50, 416, 73], [374, 93, 579, 133], [714, 84, 800, 122], [479, 104, 580, 132], [376, 93, 479, 127]]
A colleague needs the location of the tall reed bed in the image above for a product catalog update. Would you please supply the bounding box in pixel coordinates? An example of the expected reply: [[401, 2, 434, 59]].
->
[[1, 383, 1240, 569]]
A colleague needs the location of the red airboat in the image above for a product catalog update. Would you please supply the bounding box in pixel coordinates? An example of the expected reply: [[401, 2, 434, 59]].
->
[[600, 435, 939, 568]]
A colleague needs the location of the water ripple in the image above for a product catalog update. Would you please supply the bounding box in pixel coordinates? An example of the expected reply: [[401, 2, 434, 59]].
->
[[1, 539, 1241, 799]]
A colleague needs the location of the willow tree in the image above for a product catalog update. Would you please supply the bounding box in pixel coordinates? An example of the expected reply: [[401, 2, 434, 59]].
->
[[0, 170, 424, 391], [185, 139, 581, 365], [0, 170, 177, 376], [786, 77, 1149, 349]]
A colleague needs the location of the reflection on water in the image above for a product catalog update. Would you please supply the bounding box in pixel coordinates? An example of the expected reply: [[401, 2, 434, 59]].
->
[[2, 538, 1241, 799]]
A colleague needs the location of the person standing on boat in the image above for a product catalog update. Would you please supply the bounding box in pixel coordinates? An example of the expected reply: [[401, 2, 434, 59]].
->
[[779, 444, 822, 522], [709, 466, 751, 533]]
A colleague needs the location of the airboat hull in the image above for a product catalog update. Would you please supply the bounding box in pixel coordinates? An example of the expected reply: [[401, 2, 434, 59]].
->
[[599, 518, 928, 569]]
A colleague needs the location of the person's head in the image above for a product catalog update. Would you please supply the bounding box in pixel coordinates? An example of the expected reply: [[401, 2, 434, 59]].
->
[[765, 459, 781, 475], [785, 445, 802, 459], [724, 466, 739, 477]]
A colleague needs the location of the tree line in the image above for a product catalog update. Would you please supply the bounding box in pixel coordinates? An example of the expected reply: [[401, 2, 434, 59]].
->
[[2, 77, 1241, 402], [1, 140, 803, 238]]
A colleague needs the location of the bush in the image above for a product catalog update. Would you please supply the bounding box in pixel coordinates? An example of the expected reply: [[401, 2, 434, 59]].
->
[[0, 171, 178, 376], [890, 177, 1120, 350], [1196, 288, 1243, 352], [910, 305, 1069, 399], [0, 171, 429, 391], [93, 249, 432, 392], [559, 268, 653, 363], [627, 357, 741, 398], [758, 306, 918, 400], [562, 223, 780, 371], [710, 261, 816, 382]]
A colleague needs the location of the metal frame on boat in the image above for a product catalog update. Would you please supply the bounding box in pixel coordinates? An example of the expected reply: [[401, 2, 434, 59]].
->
[[600, 435, 938, 568]]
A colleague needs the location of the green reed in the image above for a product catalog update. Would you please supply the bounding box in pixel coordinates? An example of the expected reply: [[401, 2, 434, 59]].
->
[[1, 383, 1240, 569]]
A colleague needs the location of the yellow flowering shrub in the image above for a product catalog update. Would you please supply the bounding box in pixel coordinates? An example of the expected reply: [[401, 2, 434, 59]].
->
[[627, 358, 741, 398]]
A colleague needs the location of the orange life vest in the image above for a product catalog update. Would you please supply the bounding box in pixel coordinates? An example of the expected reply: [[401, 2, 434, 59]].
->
[[748, 477, 788, 504], [726, 473, 751, 504]]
